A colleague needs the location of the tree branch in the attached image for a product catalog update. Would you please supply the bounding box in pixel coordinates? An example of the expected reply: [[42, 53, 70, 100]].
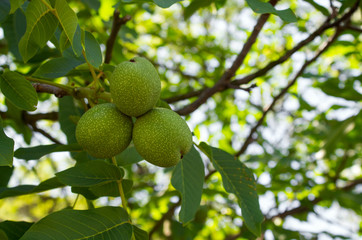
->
[[30, 124, 63, 144], [149, 198, 181, 239], [230, 0, 359, 88], [346, 25, 362, 33], [175, 1, 359, 115], [236, 27, 343, 156], [266, 177, 362, 221], [23, 111, 59, 124], [164, 89, 204, 103], [105, 10, 131, 64], [176, 4, 274, 115], [32, 83, 69, 98]]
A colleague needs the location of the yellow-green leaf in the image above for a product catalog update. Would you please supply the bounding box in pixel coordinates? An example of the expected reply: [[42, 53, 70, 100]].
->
[[0, 72, 38, 111], [18, 0, 58, 62]]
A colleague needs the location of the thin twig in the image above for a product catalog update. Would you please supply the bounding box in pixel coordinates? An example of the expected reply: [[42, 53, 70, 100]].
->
[[105, 10, 131, 64], [31, 124, 63, 144], [164, 89, 204, 103], [175, 1, 359, 115], [149, 198, 181, 239], [236, 27, 343, 156], [176, 3, 274, 115], [346, 25, 362, 33]]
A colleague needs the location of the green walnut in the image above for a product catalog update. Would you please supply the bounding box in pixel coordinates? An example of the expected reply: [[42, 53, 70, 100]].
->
[[133, 108, 193, 167], [75, 103, 133, 158], [110, 57, 161, 117]]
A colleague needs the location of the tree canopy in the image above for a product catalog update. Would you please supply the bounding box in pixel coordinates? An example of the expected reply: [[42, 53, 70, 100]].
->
[[0, 0, 361, 239]]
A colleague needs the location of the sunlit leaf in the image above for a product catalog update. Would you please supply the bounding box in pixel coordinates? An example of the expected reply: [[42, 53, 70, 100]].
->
[[19, 207, 133, 240], [245, 0, 297, 22], [18, 0, 58, 62], [9, 0, 25, 14], [303, 0, 330, 16], [54, 0, 78, 54]]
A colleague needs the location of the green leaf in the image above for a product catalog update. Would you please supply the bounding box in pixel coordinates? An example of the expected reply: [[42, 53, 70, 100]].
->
[[82, 0, 101, 11], [0, 221, 33, 240], [0, 72, 38, 111], [14, 143, 82, 161], [4, 100, 32, 144], [3, 8, 27, 60], [84, 31, 102, 68], [303, 0, 330, 16], [9, 0, 25, 14], [18, 0, 59, 62], [171, 146, 205, 224], [0, 166, 13, 187], [54, 0, 78, 54], [153, 0, 182, 8], [197, 143, 263, 237], [133, 225, 148, 240], [89, 179, 133, 197], [315, 77, 362, 101], [214, 0, 227, 9], [71, 25, 83, 56], [184, 0, 213, 20], [32, 56, 85, 79], [0, 0, 10, 23], [116, 147, 143, 166], [0, 177, 65, 199], [245, 0, 297, 23], [58, 96, 80, 144], [55, 160, 122, 187], [0, 117, 14, 167], [322, 114, 358, 156], [336, 191, 362, 214], [19, 207, 133, 240], [71, 186, 98, 200]]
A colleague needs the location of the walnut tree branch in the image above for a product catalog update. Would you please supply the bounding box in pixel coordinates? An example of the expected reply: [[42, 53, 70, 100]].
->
[[176, 2, 275, 115], [105, 10, 131, 64], [175, 0, 359, 115], [236, 27, 343, 157], [32, 83, 69, 98]]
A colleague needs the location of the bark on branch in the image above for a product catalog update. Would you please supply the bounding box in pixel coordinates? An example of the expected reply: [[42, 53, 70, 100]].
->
[[174, 1, 359, 115], [105, 10, 132, 64], [236, 26, 343, 156]]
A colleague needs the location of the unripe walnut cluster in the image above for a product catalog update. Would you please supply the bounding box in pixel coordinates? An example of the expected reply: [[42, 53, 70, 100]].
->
[[75, 57, 192, 167]]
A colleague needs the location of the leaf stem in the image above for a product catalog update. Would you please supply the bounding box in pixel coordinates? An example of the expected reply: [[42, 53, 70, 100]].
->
[[40, 0, 53, 11], [82, 50, 99, 86], [112, 157, 130, 213]]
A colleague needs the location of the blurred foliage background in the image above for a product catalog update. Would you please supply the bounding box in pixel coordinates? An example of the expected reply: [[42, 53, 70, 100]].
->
[[0, 0, 361, 239]]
